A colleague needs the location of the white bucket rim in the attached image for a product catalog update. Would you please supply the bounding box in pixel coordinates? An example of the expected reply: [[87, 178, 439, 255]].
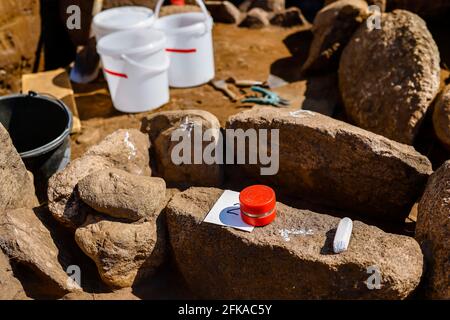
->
[[153, 12, 213, 35], [93, 6, 154, 33], [97, 28, 166, 58]]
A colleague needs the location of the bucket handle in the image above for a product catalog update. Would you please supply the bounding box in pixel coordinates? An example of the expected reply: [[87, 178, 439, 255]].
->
[[154, 0, 212, 36], [27, 91, 73, 122], [25, 91, 73, 137], [120, 54, 170, 75]]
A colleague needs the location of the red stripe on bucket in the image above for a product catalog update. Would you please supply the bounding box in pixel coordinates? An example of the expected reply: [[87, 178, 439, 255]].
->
[[104, 68, 128, 78], [166, 48, 197, 53]]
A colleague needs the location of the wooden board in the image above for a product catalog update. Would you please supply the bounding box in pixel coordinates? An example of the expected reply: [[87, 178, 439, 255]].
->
[[22, 68, 81, 133]]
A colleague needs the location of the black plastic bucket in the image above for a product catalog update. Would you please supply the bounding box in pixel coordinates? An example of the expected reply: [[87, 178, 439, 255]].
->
[[0, 91, 72, 198]]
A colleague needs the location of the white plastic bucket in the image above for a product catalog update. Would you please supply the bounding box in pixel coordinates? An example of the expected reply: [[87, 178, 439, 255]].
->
[[153, 0, 215, 88], [97, 28, 170, 113], [93, 6, 155, 41]]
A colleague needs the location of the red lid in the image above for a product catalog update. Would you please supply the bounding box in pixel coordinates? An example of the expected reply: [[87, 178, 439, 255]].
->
[[239, 185, 276, 216], [170, 0, 185, 5]]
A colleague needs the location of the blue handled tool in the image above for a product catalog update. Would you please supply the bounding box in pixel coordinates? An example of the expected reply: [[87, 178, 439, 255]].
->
[[241, 86, 290, 107]]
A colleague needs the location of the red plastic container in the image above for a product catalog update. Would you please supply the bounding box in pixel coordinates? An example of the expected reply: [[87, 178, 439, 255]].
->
[[239, 185, 276, 227], [170, 0, 185, 5]]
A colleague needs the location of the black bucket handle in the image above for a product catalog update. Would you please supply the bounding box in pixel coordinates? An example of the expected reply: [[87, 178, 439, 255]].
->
[[27, 90, 70, 114]]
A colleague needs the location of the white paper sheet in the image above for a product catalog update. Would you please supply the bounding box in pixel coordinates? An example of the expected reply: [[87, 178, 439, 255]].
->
[[203, 190, 254, 232]]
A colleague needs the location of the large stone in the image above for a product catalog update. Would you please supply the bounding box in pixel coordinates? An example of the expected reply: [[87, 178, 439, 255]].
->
[[302, 0, 369, 74], [239, 0, 254, 12], [339, 10, 440, 144], [0, 251, 29, 300], [325, 0, 386, 12], [0, 0, 41, 95], [206, 1, 242, 24], [226, 107, 432, 222], [238, 8, 270, 28], [248, 0, 285, 12], [432, 85, 450, 150], [48, 129, 151, 229], [270, 7, 307, 27], [416, 161, 450, 299], [141, 110, 223, 187], [78, 169, 166, 222], [75, 217, 166, 288], [166, 187, 424, 299], [48, 156, 112, 228], [0, 123, 38, 212], [0, 208, 81, 297], [85, 129, 151, 176]]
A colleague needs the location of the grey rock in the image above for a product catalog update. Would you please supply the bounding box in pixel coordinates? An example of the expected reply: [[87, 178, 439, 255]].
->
[[166, 187, 424, 299], [249, 0, 285, 13], [84, 129, 151, 176], [432, 85, 450, 150], [141, 110, 223, 187], [48, 129, 151, 229], [239, 8, 270, 28], [325, 0, 386, 12], [339, 10, 440, 144], [302, 0, 369, 74], [226, 107, 432, 222], [75, 217, 166, 288], [0, 208, 81, 297], [0, 123, 38, 212], [416, 161, 450, 299], [206, 1, 242, 24], [270, 7, 307, 27], [0, 251, 29, 300], [78, 168, 166, 222]]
